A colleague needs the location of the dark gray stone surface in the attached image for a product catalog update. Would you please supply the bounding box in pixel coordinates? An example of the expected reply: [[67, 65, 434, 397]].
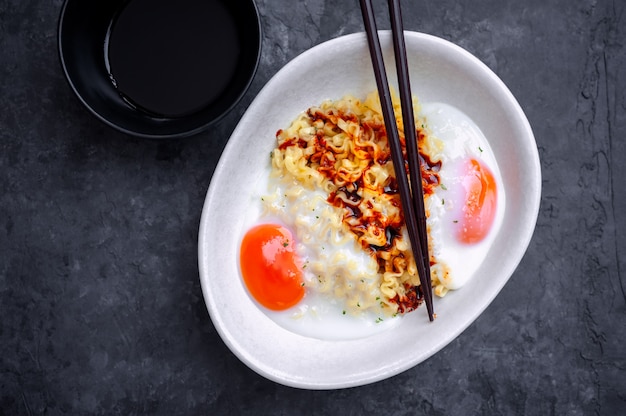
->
[[1, 0, 624, 414]]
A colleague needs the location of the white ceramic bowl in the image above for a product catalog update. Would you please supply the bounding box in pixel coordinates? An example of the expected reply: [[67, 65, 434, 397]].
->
[[198, 31, 541, 389]]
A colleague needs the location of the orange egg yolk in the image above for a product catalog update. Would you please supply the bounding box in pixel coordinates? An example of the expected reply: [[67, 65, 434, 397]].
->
[[240, 223, 305, 310], [456, 158, 498, 244]]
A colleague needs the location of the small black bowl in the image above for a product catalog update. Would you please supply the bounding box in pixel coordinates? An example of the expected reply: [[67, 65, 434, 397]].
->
[[58, 0, 261, 139]]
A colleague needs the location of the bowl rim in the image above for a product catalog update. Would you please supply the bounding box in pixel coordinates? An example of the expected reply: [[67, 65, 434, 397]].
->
[[57, 0, 263, 139]]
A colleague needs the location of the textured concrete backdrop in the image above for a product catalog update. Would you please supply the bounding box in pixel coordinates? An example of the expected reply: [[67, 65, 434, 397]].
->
[[1, 0, 624, 414]]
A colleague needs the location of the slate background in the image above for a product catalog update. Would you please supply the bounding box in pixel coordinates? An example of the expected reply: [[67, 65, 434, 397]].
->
[[1, 0, 625, 414]]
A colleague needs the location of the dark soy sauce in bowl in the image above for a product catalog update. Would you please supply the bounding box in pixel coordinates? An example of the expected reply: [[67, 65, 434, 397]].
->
[[58, 0, 260, 138], [106, 0, 240, 118]]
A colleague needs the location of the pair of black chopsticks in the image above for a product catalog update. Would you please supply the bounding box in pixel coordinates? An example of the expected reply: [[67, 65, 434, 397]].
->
[[359, 0, 434, 321]]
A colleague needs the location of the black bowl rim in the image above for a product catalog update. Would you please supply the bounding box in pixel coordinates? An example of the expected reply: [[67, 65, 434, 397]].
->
[[57, 0, 263, 139]]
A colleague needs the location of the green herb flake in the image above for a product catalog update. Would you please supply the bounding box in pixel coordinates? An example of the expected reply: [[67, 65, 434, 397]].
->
[[440, 183, 448, 190]]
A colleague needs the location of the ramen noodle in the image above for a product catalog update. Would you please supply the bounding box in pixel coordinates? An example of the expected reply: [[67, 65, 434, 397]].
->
[[262, 91, 450, 317]]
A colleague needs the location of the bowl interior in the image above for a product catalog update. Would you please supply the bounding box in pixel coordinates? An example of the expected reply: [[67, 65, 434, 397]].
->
[[58, 0, 261, 138]]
